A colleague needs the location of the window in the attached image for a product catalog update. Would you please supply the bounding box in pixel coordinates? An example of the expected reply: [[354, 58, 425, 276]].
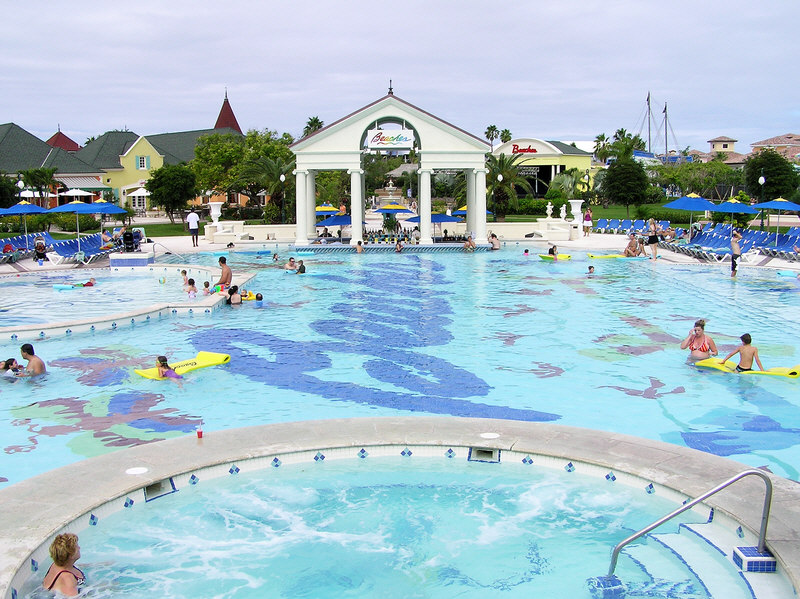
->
[[131, 193, 147, 212], [722, 143, 729, 149], [138, 156, 147, 170]]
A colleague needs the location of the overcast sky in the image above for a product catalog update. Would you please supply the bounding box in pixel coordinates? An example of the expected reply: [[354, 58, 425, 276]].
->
[[3, 1, 797, 155]]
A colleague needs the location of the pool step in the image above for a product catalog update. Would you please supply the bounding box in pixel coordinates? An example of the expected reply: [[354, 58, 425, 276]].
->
[[650, 524, 751, 599]]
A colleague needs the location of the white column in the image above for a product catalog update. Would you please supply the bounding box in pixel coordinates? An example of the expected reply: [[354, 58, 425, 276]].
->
[[474, 169, 488, 244], [294, 169, 308, 245], [349, 169, 364, 245], [418, 168, 433, 244], [465, 169, 475, 237], [306, 171, 316, 238]]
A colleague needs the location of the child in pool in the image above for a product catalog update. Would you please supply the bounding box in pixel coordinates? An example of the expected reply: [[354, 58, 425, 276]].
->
[[721, 333, 764, 372], [186, 278, 198, 299], [181, 270, 189, 289], [156, 356, 183, 385], [202, 281, 211, 295]]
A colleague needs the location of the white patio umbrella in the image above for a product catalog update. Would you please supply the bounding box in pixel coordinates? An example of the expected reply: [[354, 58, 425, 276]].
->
[[62, 189, 94, 198]]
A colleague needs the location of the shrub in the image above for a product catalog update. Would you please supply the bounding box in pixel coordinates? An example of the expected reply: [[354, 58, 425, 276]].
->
[[51, 214, 98, 232]]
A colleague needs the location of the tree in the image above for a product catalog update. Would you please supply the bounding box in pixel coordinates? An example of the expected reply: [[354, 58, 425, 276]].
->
[[0, 174, 19, 208], [549, 168, 590, 201], [303, 116, 324, 138], [145, 164, 198, 224], [485, 125, 499, 151], [743, 149, 799, 202], [486, 153, 534, 220], [651, 161, 742, 200], [192, 133, 246, 194], [237, 155, 296, 223], [593, 133, 611, 164], [601, 159, 649, 217], [500, 129, 512, 144], [609, 129, 646, 161], [19, 167, 59, 208]]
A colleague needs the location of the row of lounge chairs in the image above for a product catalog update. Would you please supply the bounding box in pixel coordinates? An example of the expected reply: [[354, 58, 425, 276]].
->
[[593, 219, 671, 235], [0, 231, 124, 265], [659, 224, 800, 262]]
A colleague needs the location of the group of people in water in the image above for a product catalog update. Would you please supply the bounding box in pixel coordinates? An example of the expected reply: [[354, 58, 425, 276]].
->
[[2, 343, 46, 378], [681, 319, 765, 371]]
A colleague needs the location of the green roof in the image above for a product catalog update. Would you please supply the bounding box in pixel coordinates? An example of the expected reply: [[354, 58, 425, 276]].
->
[[76, 130, 139, 170], [0, 122, 97, 174], [546, 141, 592, 156], [147, 127, 242, 164]]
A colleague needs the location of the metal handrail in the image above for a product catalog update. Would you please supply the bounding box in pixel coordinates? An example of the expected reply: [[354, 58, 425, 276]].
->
[[607, 469, 772, 577], [151, 242, 186, 261]]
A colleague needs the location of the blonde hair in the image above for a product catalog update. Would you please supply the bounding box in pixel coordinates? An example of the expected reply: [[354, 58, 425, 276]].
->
[[49, 533, 78, 567], [694, 319, 706, 330]]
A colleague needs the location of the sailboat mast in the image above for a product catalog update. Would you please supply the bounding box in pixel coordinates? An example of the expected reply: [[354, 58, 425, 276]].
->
[[664, 102, 668, 159], [647, 92, 652, 153]]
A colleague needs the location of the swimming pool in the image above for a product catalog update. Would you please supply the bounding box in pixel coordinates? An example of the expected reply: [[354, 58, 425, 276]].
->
[[1, 249, 799, 488], [0, 268, 213, 326]]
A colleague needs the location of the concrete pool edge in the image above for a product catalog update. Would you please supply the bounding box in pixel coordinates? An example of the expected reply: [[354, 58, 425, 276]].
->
[[1, 417, 799, 597]]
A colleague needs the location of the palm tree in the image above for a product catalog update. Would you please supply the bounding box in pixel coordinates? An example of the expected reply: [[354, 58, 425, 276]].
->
[[549, 168, 590, 201], [593, 133, 610, 163], [500, 129, 512, 144], [237, 156, 296, 223], [485, 125, 499, 151], [486, 153, 533, 220], [303, 116, 324, 138]]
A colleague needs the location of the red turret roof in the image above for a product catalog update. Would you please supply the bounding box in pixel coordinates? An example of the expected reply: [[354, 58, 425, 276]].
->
[[46, 130, 80, 152], [214, 92, 242, 134]]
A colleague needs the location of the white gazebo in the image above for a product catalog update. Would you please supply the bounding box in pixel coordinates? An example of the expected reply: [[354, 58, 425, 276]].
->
[[290, 91, 490, 246]]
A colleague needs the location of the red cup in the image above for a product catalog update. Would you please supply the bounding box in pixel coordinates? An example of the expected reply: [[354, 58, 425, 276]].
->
[[196, 428, 203, 439]]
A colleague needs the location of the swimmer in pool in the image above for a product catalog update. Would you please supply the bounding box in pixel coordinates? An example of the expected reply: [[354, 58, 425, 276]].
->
[[721, 333, 764, 372], [186, 278, 198, 299], [157, 356, 183, 385], [680, 319, 718, 360], [42, 533, 84, 597], [72, 278, 96, 288]]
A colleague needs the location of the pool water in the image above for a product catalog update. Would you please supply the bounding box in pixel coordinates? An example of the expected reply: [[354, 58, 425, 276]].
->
[[1, 250, 799, 486], [0, 269, 205, 325], [19, 459, 728, 599]]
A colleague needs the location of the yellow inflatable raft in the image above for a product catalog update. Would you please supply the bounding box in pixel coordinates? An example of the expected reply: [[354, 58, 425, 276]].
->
[[695, 358, 799, 379], [134, 351, 231, 380], [587, 253, 648, 260], [538, 254, 571, 261]]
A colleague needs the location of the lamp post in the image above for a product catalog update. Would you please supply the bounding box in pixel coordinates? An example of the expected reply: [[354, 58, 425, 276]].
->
[[16, 178, 24, 203], [279, 174, 286, 224], [758, 169, 765, 230], [494, 173, 502, 222]]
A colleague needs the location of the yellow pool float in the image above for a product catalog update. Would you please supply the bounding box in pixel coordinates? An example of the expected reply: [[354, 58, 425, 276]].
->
[[134, 351, 231, 380], [538, 254, 571, 261], [695, 358, 799, 379]]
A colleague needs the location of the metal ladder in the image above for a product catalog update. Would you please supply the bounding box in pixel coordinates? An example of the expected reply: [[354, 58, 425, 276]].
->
[[607, 469, 773, 577], [151, 242, 186, 261]]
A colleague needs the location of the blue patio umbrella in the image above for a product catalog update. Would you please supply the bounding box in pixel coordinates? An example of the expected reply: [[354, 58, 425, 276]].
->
[[316, 214, 364, 227], [710, 199, 759, 230], [663, 194, 717, 238], [405, 213, 463, 242], [48, 200, 127, 251], [751, 198, 800, 244], [405, 213, 463, 223], [2, 201, 49, 248]]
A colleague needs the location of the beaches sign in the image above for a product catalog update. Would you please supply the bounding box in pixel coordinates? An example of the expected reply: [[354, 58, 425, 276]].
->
[[367, 129, 415, 150]]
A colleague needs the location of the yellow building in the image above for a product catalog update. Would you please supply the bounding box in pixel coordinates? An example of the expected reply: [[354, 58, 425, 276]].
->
[[492, 138, 594, 196]]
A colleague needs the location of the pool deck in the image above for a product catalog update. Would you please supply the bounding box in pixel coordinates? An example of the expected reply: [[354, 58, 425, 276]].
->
[[1, 417, 799, 597]]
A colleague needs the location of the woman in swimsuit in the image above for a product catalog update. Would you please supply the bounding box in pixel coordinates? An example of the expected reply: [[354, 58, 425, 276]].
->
[[647, 218, 660, 260], [680, 319, 718, 360], [42, 533, 85, 597]]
